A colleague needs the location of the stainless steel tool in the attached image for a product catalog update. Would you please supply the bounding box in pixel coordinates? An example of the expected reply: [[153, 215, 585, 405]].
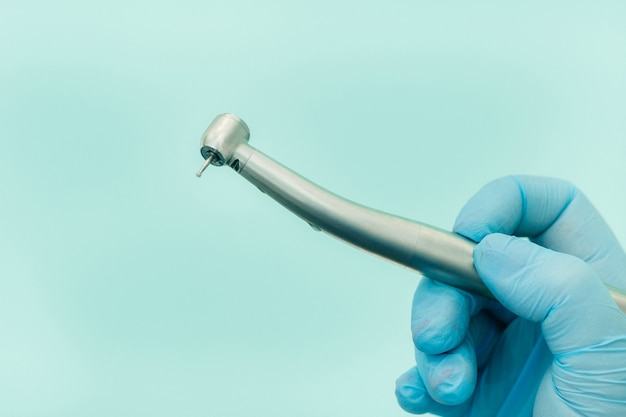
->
[[196, 113, 626, 313]]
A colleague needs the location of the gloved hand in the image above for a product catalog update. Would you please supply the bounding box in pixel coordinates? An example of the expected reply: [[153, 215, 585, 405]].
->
[[395, 176, 626, 417]]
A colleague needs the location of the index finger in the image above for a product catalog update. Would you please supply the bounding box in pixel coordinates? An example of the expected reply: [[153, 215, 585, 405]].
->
[[453, 176, 626, 288]]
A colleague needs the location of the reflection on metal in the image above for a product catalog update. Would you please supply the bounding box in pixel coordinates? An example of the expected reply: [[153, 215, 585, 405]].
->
[[196, 113, 626, 314]]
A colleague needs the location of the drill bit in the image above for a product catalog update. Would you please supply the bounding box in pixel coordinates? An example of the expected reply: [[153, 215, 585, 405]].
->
[[196, 152, 215, 177]]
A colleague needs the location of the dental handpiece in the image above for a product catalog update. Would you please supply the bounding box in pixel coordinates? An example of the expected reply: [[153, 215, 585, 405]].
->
[[196, 113, 626, 313]]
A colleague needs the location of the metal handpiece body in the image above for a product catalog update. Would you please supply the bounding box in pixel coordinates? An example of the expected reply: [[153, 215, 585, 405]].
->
[[197, 113, 626, 312]]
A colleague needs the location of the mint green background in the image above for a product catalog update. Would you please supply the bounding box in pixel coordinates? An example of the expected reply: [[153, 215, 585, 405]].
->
[[1, 1, 625, 416]]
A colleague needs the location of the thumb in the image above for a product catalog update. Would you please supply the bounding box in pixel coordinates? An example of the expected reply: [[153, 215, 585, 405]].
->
[[474, 233, 626, 354]]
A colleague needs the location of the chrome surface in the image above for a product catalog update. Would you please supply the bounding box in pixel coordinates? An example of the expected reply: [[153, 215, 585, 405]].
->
[[197, 113, 626, 314]]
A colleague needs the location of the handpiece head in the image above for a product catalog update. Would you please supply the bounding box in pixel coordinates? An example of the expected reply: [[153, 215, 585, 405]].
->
[[196, 113, 250, 177]]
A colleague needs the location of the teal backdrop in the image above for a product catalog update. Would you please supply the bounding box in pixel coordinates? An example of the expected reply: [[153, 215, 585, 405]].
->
[[1, 1, 625, 416]]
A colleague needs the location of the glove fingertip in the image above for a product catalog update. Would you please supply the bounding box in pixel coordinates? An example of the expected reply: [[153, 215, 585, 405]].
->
[[474, 233, 523, 276], [394, 368, 432, 414], [412, 280, 473, 354], [453, 176, 523, 241], [453, 218, 490, 243], [417, 342, 477, 406], [428, 348, 476, 405]]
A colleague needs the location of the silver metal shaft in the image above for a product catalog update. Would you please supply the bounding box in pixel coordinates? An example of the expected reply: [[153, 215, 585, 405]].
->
[[198, 113, 626, 314], [230, 142, 490, 297]]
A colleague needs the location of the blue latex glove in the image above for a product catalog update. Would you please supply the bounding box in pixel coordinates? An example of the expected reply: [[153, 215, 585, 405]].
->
[[395, 176, 626, 416]]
